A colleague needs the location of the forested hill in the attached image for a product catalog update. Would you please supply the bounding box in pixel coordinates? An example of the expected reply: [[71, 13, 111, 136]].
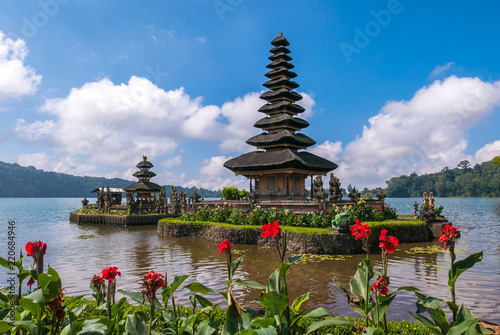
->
[[0, 161, 222, 198], [383, 159, 500, 197]]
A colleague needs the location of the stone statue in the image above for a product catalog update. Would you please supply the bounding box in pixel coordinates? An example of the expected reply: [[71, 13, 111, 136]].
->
[[159, 186, 168, 214], [189, 187, 201, 204], [422, 192, 429, 212], [81, 197, 89, 208], [429, 192, 435, 211], [329, 173, 342, 201], [97, 185, 105, 210], [313, 176, 325, 200], [413, 201, 419, 218], [376, 189, 386, 201], [180, 188, 187, 213], [348, 187, 359, 202], [104, 186, 112, 212]]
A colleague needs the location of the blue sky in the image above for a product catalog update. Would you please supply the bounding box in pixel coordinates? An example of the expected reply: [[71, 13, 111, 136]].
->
[[1, 1, 500, 190]]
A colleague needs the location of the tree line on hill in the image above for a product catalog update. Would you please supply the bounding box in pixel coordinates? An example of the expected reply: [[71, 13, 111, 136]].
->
[[364, 159, 500, 198], [0, 161, 222, 198]]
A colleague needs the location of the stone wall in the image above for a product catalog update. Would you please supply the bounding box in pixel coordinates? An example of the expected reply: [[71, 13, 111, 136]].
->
[[70, 212, 172, 226], [157, 219, 429, 255]]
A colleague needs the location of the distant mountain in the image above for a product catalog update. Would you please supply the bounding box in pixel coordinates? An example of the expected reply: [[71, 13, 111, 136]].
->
[[0, 161, 222, 198], [365, 159, 500, 198]]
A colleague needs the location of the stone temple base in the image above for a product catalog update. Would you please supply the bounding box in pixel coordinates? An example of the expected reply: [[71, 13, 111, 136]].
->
[[69, 212, 174, 226]]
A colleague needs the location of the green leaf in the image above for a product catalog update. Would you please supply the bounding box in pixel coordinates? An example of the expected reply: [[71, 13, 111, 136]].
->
[[38, 265, 62, 301], [302, 307, 331, 319], [230, 255, 245, 278], [373, 295, 395, 324], [363, 327, 385, 335], [305, 317, 355, 334], [251, 317, 275, 328], [117, 289, 145, 304], [254, 327, 277, 335], [291, 293, 309, 313], [414, 292, 447, 313], [447, 317, 481, 335], [267, 269, 280, 294], [20, 289, 44, 313], [193, 294, 213, 308], [0, 257, 11, 269], [427, 307, 449, 333], [259, 293, 289, 314], [278, 263, 291, 280], [197, 319, 220, 335], [449, 251, 483, 288], [170, 274, 190, 294], [408, 312, 442, 335], [287, 255, 302, 264], [125, 315, 149, 335], [184, 282, 220, 294], [0, 321, 13, 334], [233, 279, 266, 290], [78, 321, 109, 334]]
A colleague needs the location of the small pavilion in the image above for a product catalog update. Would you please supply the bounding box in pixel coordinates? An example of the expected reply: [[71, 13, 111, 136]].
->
[[124, 155, 162, 200], [224, 33, 337, 200]]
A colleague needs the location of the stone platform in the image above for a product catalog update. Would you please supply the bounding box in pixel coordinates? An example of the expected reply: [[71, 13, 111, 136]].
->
[[70, 212, 173, 226]]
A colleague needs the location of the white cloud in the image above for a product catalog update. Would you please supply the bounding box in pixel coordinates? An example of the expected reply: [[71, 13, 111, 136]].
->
[[474, 140, 500, 163], [0, 31, 41, 103], [184, 156, 247, 190], [194, 37, 207, 44], [310, 140, 343, 163], [162, 155, 182, 168], [331, 76, 500, 188], [17, 152, 53, 171], [429, 62, 454, 77]]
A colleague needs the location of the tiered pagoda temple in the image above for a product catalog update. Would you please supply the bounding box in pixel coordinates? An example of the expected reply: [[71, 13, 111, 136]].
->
[[124, 155, 162, 199], [224, 33, 337, 200]]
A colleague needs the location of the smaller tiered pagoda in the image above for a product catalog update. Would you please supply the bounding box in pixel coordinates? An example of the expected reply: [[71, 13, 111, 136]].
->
[[224, 33, 337, 200], [124, 155, 162, 199]]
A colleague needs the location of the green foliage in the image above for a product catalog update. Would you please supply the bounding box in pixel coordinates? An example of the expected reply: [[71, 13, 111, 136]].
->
[[382, 159, 500, 197], [182, 204, 397, 229], [222, 186, 241, 200], [493, 156, 500, 167]]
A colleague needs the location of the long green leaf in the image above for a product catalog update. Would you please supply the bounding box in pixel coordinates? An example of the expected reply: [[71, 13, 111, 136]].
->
[[408, 312, 442, 335], [117, 289, 145, 304], [287, 255, 302, 264], [230, 255, 245, 278], [259, 293, 289, 313], [305, 317, 355, 334], [233, 279, 266, 290], [197, 319, 220, 335], [184, 282, 221, 294], [291, 293, 309, 313], [302, 307, 331, 319], [449, 251, 483, 288], [427, 307, 449, 333], [170, 274, 190, 293]]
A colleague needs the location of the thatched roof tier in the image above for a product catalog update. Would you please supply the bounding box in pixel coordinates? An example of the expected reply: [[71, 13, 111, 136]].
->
[[268, 53, 292, 62], [270, 46, 291, 54], [258, 101, 305, 115], [266, 60, 295, 70], [265, 68, 297, 80], [260, 89, 303, 103], [247, 129, 315, 149], [263, 78, 299, 90], [271, 32, 290, 47], [133, 170, 157, 179], [136, 156, 154, 168], [224, 149, 337, 175], [91, 187, 125, 193], [254, 114, 309, 130], [124, 181, 162, 192]]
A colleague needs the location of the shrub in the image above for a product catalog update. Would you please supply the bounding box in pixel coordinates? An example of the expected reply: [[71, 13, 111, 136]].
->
[[222, 186, 241, 200]]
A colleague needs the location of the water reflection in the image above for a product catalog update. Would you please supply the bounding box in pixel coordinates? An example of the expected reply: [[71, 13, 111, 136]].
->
[[0, 198, 499, 323]]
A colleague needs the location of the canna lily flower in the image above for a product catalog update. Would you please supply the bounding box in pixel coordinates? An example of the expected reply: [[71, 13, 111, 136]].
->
[[439, 224, 459, 250], [101, 267, 121, 282], [379, 229, 398, 254], [142, 271, 166, 303], [27, 277, 35, 286], [350, 219, 371, 240], [46, 289, 66, 323], [218, 239, 232, 255], [371, 275, 388, 296], [261, 221, 281, 238], [25, 241, 47, 262]]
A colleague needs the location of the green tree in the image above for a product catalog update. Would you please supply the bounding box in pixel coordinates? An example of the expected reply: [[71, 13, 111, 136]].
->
[[222, 186, 241, 200]]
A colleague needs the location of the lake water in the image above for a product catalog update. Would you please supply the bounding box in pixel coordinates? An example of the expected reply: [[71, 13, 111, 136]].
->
[[0, 197, 499, 323]]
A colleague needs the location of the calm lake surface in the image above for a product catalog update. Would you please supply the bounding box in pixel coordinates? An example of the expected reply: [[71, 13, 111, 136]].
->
[[0, 197, 499, 322]]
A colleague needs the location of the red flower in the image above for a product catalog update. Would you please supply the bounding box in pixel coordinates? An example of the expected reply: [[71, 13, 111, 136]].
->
[[349, 219, 371, 240], [379, 229, 398, 254], [142, 270, 166, 302], [91, 274, 102, 290], [439, 224, 459, 250], [261, 221, 281, 238], [101, 267, 121, 282], [218, 239, 232, 255], [371, 275, 388, 296], [27, 277, 35, 286], [25, 241, 47, 261], [46, 289, 66, 322]]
